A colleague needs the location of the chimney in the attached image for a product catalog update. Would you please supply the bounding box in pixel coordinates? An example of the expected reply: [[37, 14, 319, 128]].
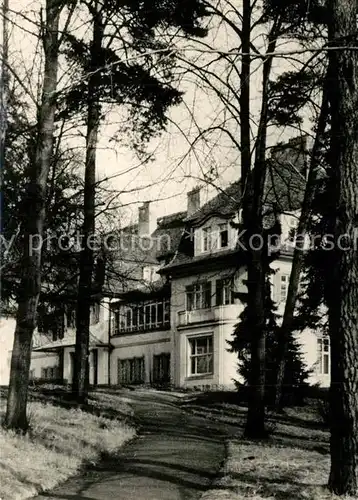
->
[[187, 187, 201, 216], [138, 201, 150, 236]]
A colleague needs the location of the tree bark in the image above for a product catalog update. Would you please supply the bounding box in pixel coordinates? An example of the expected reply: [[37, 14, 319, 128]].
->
[[0, 0, 9, 174], [4, 0, 61, 431], [72, 3, 102, 403], [274, 79, 329, 410], [244, 22, 279, 439], [239, 0, 251, 191], [327, 0, 358, 495]]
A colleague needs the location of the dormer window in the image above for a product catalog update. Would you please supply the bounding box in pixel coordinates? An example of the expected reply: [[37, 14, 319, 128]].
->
[[202, 227, 212, 252], [219, 223, 229, 248], [143, 266, 159, 282]]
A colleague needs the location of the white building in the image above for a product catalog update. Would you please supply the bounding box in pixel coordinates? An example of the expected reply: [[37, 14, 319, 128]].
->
[[2, 139, 330, 389]]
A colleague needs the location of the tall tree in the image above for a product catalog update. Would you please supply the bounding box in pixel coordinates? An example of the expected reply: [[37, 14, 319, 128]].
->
[[72, 0, 103, 403], [4, 0, 65, 432], [0, 0, 9, 174], [64, 0, 209, 402], [274, 75, 330, 409], [327, 0, 358, 494]]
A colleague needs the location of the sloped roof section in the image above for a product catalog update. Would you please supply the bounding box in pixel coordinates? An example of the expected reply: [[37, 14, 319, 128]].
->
[[160, 136, 307, 273], [152, 211, 188, 260], [264, 136, 307, 213], [185, 181, 242, 224], [33, 331, 107, 352]]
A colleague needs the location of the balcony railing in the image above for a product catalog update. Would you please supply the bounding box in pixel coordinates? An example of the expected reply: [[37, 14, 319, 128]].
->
[[177, 304, 238, 326]]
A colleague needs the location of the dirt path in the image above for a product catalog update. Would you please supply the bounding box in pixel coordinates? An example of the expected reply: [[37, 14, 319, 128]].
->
[[34, 390, 239, 500]]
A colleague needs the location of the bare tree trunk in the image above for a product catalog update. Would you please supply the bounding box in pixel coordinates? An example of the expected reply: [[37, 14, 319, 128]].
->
[[0, 0, 9, 175], [244, 23, 279, 439], [4, 0, 61, 431], [72, 3, 102, 403], [239, 0, 251, 191], [274, 80, 329, 410], [327, 0, 358, 495]]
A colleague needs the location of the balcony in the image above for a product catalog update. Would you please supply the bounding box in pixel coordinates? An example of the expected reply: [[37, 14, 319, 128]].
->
[[177, 304, 238, 327]]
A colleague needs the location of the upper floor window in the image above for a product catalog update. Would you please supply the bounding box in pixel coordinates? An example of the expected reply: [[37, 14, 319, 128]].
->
[[288, 227, 296, 244], [67, 308, 76, 329], [202, 227, 213, 252], [218, 223, 229, 248], [216, 279, 234, 305], [279, 274, 289, 303], [114, 299, 170, 334], [91, 303, 100, 324], [143, 266, 159, 282], [200, 222, 232, 254], [186, 282, 211, 310], [317, 337, 330, 375]]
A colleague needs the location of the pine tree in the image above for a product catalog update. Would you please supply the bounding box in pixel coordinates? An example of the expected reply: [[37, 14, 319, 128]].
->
[[229, 218, 310, 409]]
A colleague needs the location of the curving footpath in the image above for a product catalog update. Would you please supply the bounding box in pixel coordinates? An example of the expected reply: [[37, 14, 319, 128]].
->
[[34, 390, 238, 500]]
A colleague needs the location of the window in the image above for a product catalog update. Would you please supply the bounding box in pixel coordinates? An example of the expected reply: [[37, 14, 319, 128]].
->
[[202, 227, 213, 252], [118, 357, 145, 384], [91, 303, 100, 324], [41, 366, 58, 380], [317, 337, 330, 375], [157, 302, 163, 323], [126, 309, 132, 328], [114, 300, 170, 333], [288, 227, 296, 244], [143, 266, 156, 282], [279, 274, 289, 303], [216, 279, 234, 305], [186, 282, 211, 310], [219, 223, 229, 248], [67, 308, 76, 328], [188, 335, 213, 376], [153, 353, 170, 384], [145, 304, 151, 325]]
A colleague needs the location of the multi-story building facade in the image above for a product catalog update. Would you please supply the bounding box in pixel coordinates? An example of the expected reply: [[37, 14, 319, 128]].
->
[[2, 137, 330, 389]]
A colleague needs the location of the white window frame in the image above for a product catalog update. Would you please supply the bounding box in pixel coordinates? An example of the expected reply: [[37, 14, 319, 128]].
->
[[116, 300, 170, 333], [279, 274, 289, 303], [218, 223, 229, 249], [216, 278, 234, 306], [202, 226, 213, 252], [317, 337, 330, 375], [91, 303, 100, 324], [187, 334, 213, 377], [186, 282, 212, 311]]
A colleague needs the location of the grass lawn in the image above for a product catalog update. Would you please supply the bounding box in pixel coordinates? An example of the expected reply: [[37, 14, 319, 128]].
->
[[181, 394, 357, 500], [0, 389, 136, 500]]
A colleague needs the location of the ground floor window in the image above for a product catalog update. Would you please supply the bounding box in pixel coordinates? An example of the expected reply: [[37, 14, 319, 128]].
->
[[41, 366, 59, 380], [153, 353, 170, 384], [317, 336, 330, 375], [188, 334, 213, 376], [117, 357, 145, 384]]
